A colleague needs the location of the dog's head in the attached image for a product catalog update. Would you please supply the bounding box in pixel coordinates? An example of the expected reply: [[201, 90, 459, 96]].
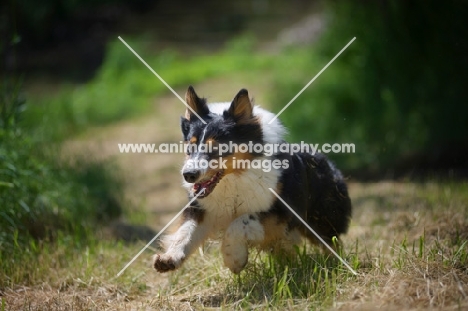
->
[[180, 86, 263, 198]]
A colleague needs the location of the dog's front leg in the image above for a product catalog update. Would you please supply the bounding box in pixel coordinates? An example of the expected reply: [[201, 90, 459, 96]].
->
[[221, 213, 265, 274], [154, 208, 209, 273]]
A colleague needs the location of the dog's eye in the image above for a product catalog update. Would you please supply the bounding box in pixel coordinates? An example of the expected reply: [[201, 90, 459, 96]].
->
[[185, 142, 197, 155], [205, 140, 219, 156], [206, 140, 217, 148]]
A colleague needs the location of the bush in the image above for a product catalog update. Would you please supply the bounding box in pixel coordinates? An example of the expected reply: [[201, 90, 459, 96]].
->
[[0, 79, 123, 249], [271, 0, 468, 175]]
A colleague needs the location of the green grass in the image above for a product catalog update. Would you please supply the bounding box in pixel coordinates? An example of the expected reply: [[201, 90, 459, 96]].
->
[[0, 79, 126, 294], [223, 247, 356, 308], [2, 116, 468, 310], [3, 24, 468, 310], [0, 133, 125, 248], [25, 35, 275, 141], [3, 76, 468, 310]]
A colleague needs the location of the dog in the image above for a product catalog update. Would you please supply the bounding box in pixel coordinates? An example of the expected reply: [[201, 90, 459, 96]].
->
[[153, 86, 352, 274]]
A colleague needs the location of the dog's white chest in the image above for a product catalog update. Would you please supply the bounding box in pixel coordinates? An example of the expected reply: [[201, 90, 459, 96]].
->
[[200, 165, 281, 230]]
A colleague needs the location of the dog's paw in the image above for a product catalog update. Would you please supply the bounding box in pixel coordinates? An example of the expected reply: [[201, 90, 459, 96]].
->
[[153, 253, 184, 273], [222, 244, 248, 274]]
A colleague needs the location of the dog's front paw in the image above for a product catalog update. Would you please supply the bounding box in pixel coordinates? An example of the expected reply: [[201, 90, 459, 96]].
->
[[222, 243, 248, 274], [153, 253, 184, 272]]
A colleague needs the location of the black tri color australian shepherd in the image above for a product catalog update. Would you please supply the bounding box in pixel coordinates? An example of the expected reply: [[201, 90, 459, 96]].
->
[[153, 86, 352, 274]]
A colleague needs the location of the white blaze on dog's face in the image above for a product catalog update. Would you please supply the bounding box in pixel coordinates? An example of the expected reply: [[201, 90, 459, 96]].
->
[[180, 86, 264, 198]]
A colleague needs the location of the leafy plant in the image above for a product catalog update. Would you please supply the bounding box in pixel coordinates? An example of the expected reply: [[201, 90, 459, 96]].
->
[[271, 0, 468, 174], [0, 80, 124, 250]]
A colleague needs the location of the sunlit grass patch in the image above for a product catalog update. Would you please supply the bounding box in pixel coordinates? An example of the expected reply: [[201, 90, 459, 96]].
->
[[1, 236, 154, 310], [2, 182, 468, 310], [224, 247, 358, 309], [143, 241, 359, 310]]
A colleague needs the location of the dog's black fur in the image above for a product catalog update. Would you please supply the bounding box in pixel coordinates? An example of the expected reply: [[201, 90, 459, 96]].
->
[[153, 87, 352, 274]]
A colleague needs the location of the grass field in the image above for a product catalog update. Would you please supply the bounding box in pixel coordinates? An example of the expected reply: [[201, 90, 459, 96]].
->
[[2, 181, 467, 310], [3, 73, 468, 309], [2, 31, 467, 310]]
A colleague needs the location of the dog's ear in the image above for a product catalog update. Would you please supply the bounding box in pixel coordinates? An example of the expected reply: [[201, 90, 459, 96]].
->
[[184, 86, 209, 120], [226, 89, 254, 122], [180, 116, 190, 140]]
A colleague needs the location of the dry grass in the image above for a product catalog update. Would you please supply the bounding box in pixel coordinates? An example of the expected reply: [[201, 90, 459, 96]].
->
[[338, 182, 468, 310], [3, 77, 467, 310], [3, 182, 467, 310]]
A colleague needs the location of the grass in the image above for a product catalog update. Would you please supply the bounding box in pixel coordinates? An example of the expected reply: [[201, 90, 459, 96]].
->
[[0, 133, 125, 247], [0, 78, 126, 300], [4, 62, 468, 311], [24, 35, 274, 141], [3, 26, 467, 310], [2, 182, 467, 310]]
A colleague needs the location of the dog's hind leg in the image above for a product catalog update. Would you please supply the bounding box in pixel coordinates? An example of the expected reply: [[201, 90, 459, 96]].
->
[[154, 208, 210, 273]]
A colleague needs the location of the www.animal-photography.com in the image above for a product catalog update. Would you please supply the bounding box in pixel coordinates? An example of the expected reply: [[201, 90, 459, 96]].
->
[[1, 1, 467, 310]]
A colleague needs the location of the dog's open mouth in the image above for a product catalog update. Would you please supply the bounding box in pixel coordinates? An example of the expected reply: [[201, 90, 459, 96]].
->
[[193, 171, 223, 198]]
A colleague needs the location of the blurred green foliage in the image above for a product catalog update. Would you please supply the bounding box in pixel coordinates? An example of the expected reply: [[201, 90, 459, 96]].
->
[[271, 0, 468, 174], [25, 35, 271, 141], [14, 0, 468, 177], [0, 79, 124, 249]]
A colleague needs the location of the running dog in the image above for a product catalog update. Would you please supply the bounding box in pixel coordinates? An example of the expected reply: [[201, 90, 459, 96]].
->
[[153, 86, 352, 274]]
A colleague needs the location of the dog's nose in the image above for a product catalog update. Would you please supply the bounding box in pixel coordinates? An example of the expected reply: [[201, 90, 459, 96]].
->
[[183, 169, 200, 183]]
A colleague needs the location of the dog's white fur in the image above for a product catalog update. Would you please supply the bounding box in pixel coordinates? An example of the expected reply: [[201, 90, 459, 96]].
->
[[162, 102, 290, 272], [222, 214, 265, 273], [154, 88, 352, 273]]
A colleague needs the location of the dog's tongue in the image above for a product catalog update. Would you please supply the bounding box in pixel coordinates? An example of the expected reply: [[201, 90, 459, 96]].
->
[[193, 183, 207, 195], [192, 172, 222, 197]]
